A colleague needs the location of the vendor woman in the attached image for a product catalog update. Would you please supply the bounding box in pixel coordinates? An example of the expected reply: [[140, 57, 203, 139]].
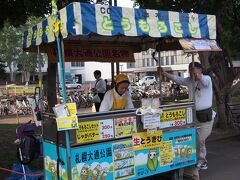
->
[[99, 74, 134, 112]]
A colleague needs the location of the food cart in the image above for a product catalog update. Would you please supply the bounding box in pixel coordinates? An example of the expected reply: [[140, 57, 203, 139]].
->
[[22, 2, 219, 179]]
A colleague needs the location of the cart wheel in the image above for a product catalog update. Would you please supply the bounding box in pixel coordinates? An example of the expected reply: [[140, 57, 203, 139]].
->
[[170, 168, 184, 180]]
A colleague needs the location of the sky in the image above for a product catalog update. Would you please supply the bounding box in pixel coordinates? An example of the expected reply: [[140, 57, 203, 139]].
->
[[114, 0, 134, 8]]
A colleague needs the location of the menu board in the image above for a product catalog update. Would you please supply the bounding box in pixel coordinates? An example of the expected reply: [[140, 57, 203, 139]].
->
[[112, 140, 135, 179], [76, 119, 114, 144]]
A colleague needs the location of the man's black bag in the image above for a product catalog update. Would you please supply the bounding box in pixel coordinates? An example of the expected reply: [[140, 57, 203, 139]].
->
[[196, 108, 212, 123]]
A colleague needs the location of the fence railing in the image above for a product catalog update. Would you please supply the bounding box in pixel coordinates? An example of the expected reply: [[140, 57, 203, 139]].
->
[[0, 85, 37, 96]]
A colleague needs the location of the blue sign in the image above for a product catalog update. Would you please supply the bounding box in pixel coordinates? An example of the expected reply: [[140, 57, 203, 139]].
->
[[132, 128, 196, 179], [71, 142, 114, 180], [43, 141, 68, 180], [43, 128, 196, 179]]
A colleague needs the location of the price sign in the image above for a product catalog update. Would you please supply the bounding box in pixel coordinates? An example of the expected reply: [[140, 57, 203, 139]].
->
[[160, 109, 186, 128], [100, 119, 114, 140], [161, 109, 186, 122], [76, 119, 114, 144]]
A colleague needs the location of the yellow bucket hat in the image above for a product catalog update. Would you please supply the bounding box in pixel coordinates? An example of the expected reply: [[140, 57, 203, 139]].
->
[[115, 74, 129, 85]]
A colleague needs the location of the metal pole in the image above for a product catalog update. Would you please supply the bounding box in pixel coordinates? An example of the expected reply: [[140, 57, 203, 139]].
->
[[19, 148, 27, 180], [57, 39, 67, 104], [191, 53, 195, 101], [113, 0, 120, 75], [116, 63, 120, 74], [109, 0, 116, 85], [111, 63, 115, 87], [37, 47, 43, 112], [57, 37, 72, 180], [158, 50, 163, 102]]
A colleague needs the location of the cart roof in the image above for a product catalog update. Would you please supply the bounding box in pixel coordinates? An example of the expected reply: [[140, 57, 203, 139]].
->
[[22, 2, 217, 54]]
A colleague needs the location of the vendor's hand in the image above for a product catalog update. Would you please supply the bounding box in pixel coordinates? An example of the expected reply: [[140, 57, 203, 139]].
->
[[192, 69, 202, 80]]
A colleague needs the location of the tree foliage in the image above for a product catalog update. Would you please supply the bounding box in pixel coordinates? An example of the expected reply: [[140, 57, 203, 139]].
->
[[136, 0, 240, 128], [0, 21, 21, 81], [0, 59, 7, 81], [135, 0, 240, 58], [0, 0, 50, 28], [0, 0, 97, 28], [0, 17, 41, 82]]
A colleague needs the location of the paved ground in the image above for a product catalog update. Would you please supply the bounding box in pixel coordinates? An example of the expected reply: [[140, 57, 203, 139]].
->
[[199, 135, 240, 180]]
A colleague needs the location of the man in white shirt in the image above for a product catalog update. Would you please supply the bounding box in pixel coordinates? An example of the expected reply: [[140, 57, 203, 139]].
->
[[161, 62, 214, 170], [93, 70, 106, 112]]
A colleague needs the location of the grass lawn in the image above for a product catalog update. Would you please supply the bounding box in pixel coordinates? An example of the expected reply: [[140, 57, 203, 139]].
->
[[0, 124, 19, 178], [0, 124, 43, 179]]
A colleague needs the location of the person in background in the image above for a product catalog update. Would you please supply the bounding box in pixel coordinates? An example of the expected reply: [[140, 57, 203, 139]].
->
[[104, 79, 111, 91], [161, 62, 214, 170], [99, 74, 134, 112], [93, 70, 106, 112]]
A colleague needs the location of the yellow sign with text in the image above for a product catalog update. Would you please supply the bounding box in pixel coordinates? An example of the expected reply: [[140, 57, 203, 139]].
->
[[132, 130, 163, 150], [76, 121, 100, 143], [160, 109, 186, 122], [160, 141, 173, 166], [66, 103, 77, 115], [76, 119, 114, 144], [56, 115, 79, 131], [114, 116, 137, 138]]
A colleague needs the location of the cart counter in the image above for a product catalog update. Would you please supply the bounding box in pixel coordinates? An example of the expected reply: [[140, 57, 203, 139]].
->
[[42, 101, 195, 146], [42, 101, 196, 180]]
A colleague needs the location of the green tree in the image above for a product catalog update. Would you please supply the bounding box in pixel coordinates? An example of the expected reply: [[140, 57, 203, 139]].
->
[[0, 59, 7, 81], [17, 52, 38, 83], [17, 17, 44, 83], [0, 0, 50, 28], [0, 21, 21, 82], [0, 0, 94, 28], [136, 0, 240, 128], [0, 17, 42, 83]]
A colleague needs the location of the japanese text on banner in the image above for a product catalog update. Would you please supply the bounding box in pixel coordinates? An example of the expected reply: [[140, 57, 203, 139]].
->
[[132, 131, 163, 150], [76, 119, 114, 144], [74, 146, 112, 164], [160, 109, 186, 122]]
